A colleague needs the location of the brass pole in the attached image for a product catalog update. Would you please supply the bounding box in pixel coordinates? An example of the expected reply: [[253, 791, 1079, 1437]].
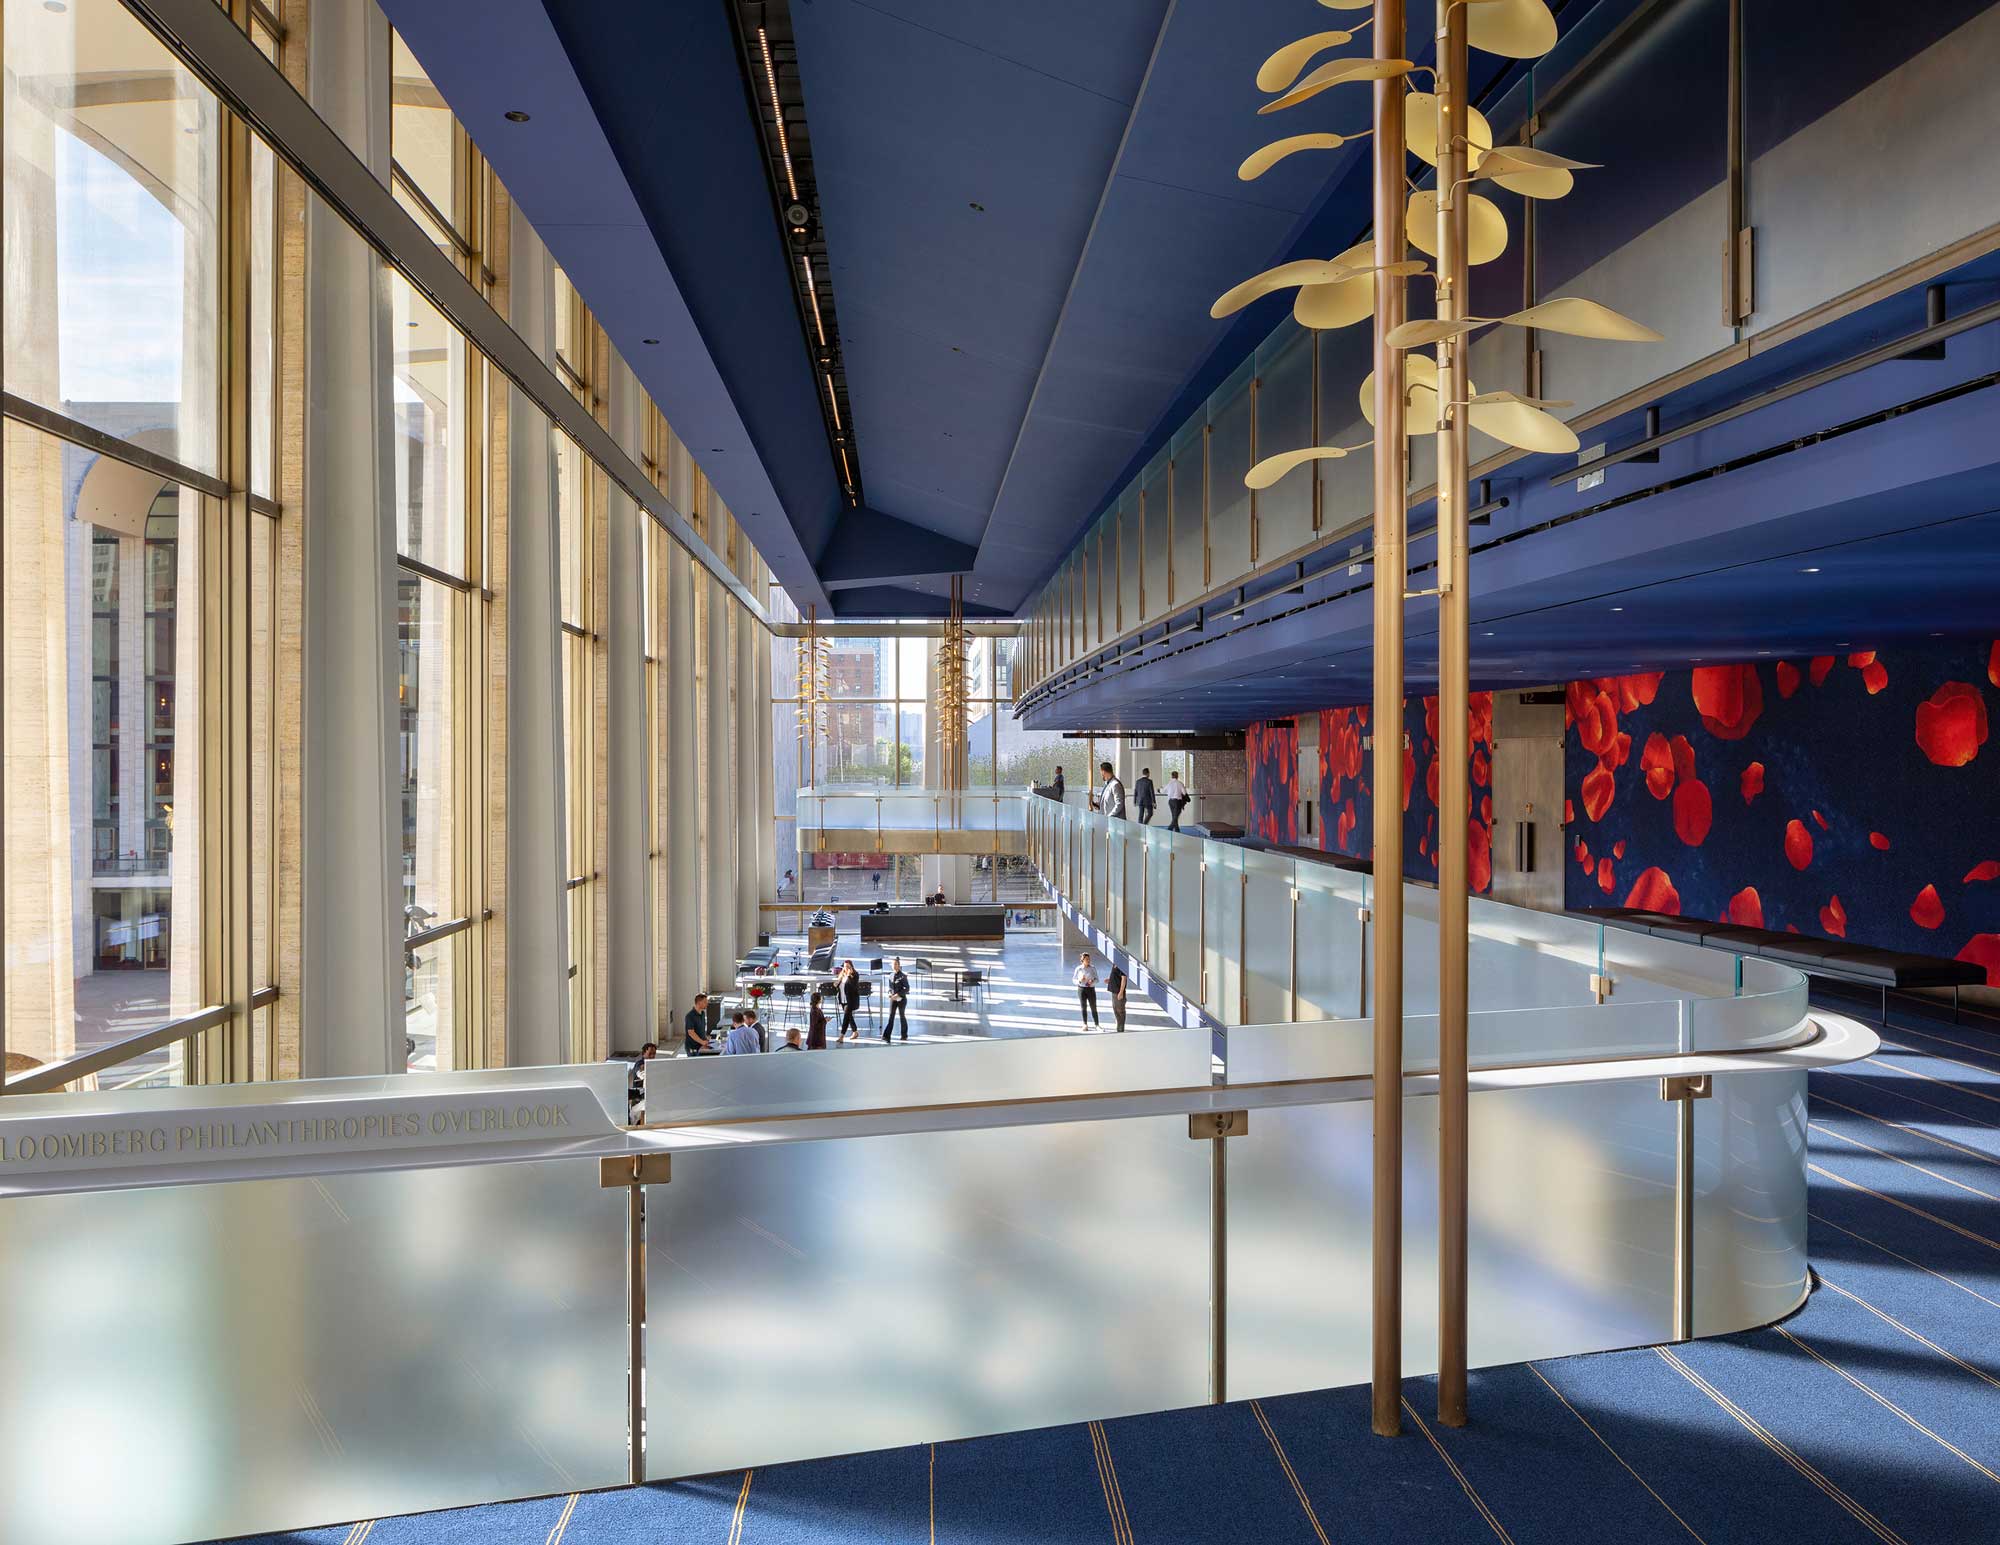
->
[[1435, 0, 1473, 1430], [1369, 0, 1409, 1441]]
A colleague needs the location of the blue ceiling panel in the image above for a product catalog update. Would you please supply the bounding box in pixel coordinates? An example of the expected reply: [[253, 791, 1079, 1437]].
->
[[792, 0, 1168, 548]]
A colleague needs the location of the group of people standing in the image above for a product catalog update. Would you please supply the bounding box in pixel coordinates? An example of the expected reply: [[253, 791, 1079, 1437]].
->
[[679, 958, 918, 1057], [1070, 950, 1127, 1031], [1045, 763, 1190, 830]]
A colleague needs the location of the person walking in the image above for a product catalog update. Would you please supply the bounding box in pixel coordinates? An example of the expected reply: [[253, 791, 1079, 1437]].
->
[[884, 957, 912, 1041], [838, 960, 863, 1041], [683, 993, 714, 1056], [1134, 768, 1156, 825], [1074, 951, 1101, 1029], [1107, 962, 1128, 1032], [807, 987, 829, 1050], [1097, 761, 1126, 819], [1164, 769, 1189, 832]]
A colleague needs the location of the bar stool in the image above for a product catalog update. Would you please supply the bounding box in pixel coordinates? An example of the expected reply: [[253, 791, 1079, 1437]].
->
[[857, 979, 877, 1027], [781, 978, 808, 1027]]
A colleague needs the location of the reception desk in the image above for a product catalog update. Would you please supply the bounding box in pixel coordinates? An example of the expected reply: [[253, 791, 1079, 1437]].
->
[[858, 903, 1005, 943]]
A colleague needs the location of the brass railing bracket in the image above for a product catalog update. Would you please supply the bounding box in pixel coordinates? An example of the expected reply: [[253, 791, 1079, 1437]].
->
[[1189, 1111, 1249, 1140], [1660, 1074, 1712, 1102], [600, 1153, 673, 1188]]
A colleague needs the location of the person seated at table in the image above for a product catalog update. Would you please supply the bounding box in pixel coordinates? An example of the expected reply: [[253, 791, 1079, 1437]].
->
[[779, 1027, 804, 1051], [807, 987, 829, 1050], [722, 1011, 762, 1056], [683, 993, 714, 1056]]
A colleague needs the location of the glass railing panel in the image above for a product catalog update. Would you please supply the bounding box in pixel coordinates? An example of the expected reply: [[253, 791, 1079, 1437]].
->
[[1744, 1, 2000, 336], [1145, 827, 1174, 970], [1106, 823, 1130, 952], [1241, 848, 1294, 1025], [1169, 420, 1206, 608], [1685, 957, 1809, 1053], [1168, 840, 1203, 1005], [1227, 1079, 1678, 1400], [1294, 866, 1366, 1021], [645, 1110, 1211, 1477], [1532, 0, 1733, 420], [1693, 1067, 1809, 1335], [647, 1027, 1214, 1124], [1140, 450, 1170, 624], [0, 1155, 628, 1543], [817, 792, 879, 829], [1597, 923, 1739, 1005], [877, 791, 937, 831], [1225, 1017, 1373, 1083], [1201, 840, 1244, 1023], [1404, 999, 1686, 1070], [1464, 891, 1605, 1011]]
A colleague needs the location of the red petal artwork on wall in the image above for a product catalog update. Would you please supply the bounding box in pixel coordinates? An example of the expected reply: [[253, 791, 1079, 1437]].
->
[[1812, 809, 1829, 831], [1776, 661, 1801, 698], [1862, 660, 1889, 694], [1847, 651, 1876, 668], [1819, 895, 1847, 937], [1613, 673, 1664, 712], [1481, 794, 1492, 824], [1426, 756, 1441, 808], [1870, 831, 1891, 850], [1959, 933, 2000, 986], [1809, 655, 1834, 686], [1564, 798, 1574, 825], [1693, 664, 1763, 740], [1582, 761, 1616, 821], [1966, 860, 2000, 884], [1673, 779, 1713, 846], [1576, 837, 1591, 872], [1911, 884, 1946, 930], [1990, 642, 1999, 690], [1785, 819, 1814, 870], [1914, 682, 1989, 767], [1402, 742, 1415, 811], [1670, 735, 1696, 784], [1613, 840, 1626, 858], [1470, 821, 1492, 892], [1727, 886, 1764, 928], [1597, 857, 1615, 894], [1641, 733, 1676, 799], [1625, 867, 1680, 914], [1741, 762, 1765, 803]]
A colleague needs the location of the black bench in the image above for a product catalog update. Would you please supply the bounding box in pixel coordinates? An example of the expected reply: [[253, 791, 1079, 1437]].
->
[[1577, 906, 1984, 1021]]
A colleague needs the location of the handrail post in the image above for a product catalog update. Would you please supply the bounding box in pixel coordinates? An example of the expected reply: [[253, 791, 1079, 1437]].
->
[[1369, 0, 1410, 1440]]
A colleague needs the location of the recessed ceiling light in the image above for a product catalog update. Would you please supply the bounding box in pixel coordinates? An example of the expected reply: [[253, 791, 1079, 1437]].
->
[[1610, 606, 1624, 612], [504, 110, 531, 123], [1799, 566, 1820, 574]]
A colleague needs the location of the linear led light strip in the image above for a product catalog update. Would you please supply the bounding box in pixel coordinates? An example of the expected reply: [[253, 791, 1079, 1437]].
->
[[800, 255, 828, 347], [757, 28, 799, 202]]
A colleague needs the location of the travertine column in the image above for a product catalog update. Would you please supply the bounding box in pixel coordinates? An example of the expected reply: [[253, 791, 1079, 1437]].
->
[[700, 577, 737, 987], [500, 208, 569, 1067], [296, 0, 401, 1077], [604, 357, 653, 1048], [663, 545, 698, 1016]]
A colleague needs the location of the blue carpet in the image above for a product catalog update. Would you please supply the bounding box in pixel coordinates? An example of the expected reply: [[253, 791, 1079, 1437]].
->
[[220, 997, 2000, 1545]]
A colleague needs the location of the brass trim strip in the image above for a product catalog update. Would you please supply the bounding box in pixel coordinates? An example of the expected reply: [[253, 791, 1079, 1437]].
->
[[2, 393, 231, 498], [3, 1005, 231, 1095]]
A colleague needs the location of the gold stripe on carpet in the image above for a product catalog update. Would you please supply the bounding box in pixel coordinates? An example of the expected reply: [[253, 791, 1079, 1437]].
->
[[1773, 1327, 2000, 1486], [1526, 1364, 1707, 1543], [1401, 1397, 1514, 1545], [1087, 1421, 1133, 1545], [1249, 1400, 1330, 1545], [1816, 1276, 2000, 1391], [1654, 1347, 1907, 1545]]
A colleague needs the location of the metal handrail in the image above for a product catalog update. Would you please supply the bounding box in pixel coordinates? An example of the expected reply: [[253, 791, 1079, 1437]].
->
[[3, 1004, 229, 1096]]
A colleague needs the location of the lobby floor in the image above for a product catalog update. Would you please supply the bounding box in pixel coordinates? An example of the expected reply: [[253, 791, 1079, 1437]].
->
[[716, 923, 1178, 1046], [224, 994, 1999, 1545]]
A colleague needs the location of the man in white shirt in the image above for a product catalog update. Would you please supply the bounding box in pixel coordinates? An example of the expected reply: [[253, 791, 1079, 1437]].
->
[[1097, 761, 1126, 819], [1073, 951, 1102, 1029], [1164, 770, 1189, 831]]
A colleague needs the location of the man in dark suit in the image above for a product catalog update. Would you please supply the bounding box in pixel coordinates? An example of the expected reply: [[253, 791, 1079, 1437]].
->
[[1134, 768, 1156, 824]]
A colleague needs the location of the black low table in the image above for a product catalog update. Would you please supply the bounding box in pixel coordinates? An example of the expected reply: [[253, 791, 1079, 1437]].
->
[[859, 904, 1005, 943]]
